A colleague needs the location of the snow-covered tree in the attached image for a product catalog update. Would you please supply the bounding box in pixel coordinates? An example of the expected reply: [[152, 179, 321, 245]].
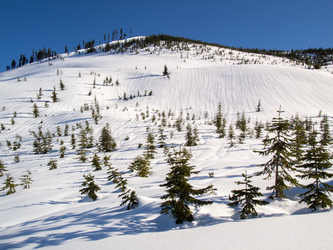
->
[[228, 172, 269, 219], [160, 147, 216, 224]]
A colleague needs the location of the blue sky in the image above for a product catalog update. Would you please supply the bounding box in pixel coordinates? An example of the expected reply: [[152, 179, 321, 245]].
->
[[1, 0, 332, 72]]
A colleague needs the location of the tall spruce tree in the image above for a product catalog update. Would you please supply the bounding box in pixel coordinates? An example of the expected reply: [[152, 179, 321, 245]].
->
[[297, 128, 333, 211], [228, 172, 269, 219], [255, 106, 298, 199], [160, 147, 216, 224]]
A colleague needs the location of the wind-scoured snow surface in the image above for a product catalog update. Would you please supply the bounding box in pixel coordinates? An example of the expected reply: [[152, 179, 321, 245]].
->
[[0, 37, 333, 249]]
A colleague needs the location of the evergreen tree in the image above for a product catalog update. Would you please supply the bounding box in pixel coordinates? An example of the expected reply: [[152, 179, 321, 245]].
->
[[297, 128, 333, 211], [32, 103, 39, 118], [128, 155, 152, 177], [1, 174, 17, 195], [107, 167, 122, 183], [255, 106, 298, 199], [0, 159, 8, 177], [119, 189, 139, 210], [59, 79, 65, 90], [291, 114, 307, 162], [32, 127, 52, 154], [163, 65, 169, 76], [20, 170, 33, 189], [115, 175, 128, 193], [144, 132, 156, 160], [99, 122, 116, 152], [158, 128, 167, 148], [51, 86, 58, 102], [92, 152, 102, 171], [103, 155, 111, 168], [228, 172, 269, 219], [160, 147, 216, 224], [184, 124, 199, 146], [214, 102, 226, 138], [48, 159, 58, 170], [254, 119, 264, 139], [228, 123, 235, 147], [71, 133, 76, 149], [80, 173, 100, 201], [320, 115, 331, 146]]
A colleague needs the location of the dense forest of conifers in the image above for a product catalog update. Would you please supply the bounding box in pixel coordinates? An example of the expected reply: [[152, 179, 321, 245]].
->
[[5, 32, 333, 71]]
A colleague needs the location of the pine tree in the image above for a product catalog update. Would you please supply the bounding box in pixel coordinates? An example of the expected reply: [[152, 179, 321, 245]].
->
[[228, 172, 269, 219], [184, 124, 199, 146], [103, 155, 111, 168], [71, 133, 76, 149], [20, 170, 33, 189], [99, 122, 116, 152], [255, 106, 298, 199], [80, 173, 100, 201], [297, 128, 333, 211], [291, 114, 307, 162], [115, 175, 128, 193], [1, 174, 17, 195], [32, 103, 39, 118], [160, 147, 216, 224], [77, 128, 89, 162], [254, 119, 264, 139], [320, 115, 332, 146], [214, 102, 226, 138], [59, 78, 65, 90], [128, 155, 152, 177], [92, 152, 102, 171], [119, 189, 139, 210], [107, 167, 122, 183], [0, 159, 8, 177], [163, 65, 169, 76], [48, 159, 58, 170], [158, 128, 167, 148], [144, 132, 156, 160], [51, 86, 58, 102], [228, 123, 235, 147]]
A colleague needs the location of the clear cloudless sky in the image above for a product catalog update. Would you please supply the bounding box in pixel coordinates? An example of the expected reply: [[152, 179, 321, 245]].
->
[[1, 0, 332, 72]]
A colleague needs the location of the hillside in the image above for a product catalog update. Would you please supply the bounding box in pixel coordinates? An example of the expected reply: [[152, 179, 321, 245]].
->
[[1, 37, 333, 249]]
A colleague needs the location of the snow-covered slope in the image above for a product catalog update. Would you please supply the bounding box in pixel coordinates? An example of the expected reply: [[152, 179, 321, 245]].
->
[[0, 38, 333, 249]]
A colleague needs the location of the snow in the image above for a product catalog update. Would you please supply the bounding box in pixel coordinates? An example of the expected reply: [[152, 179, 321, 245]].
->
[[0, 38, 333, 249]]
